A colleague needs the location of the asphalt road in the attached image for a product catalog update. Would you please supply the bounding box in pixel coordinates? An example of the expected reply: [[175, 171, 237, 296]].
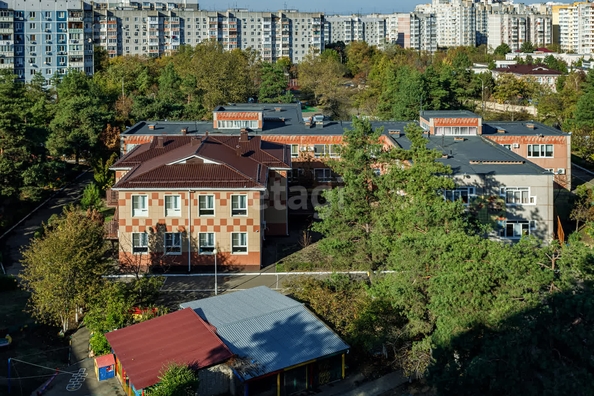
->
[[2, 172, 94, 276]]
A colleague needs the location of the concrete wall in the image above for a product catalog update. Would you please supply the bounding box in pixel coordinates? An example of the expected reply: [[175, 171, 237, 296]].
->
[[453, 171, 554, 241]]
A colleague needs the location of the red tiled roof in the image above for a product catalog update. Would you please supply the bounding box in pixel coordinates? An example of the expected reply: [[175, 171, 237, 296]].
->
[[111, 135, 290, 190], [493, 64, 561, 76], [105, 308, 233, 390]]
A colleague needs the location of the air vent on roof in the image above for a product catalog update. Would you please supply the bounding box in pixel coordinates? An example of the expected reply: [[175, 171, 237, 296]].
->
[[148, 124, 155, 130], [388, 129, 401, 137], [181, 127, 187, 135], [454, 137, 466, 141], [497, 127, 506, 134], [274, 107, 282, 112], [526, 122, 535, 129]]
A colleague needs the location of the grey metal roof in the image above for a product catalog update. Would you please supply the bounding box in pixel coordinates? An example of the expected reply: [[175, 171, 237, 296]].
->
[[482, 121, 565, 136], [180, 286, 349, 381], [390, 134, 550, 176]]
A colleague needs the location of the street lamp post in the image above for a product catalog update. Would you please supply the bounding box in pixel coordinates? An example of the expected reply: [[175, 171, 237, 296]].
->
[[213, 248, 218, 296]]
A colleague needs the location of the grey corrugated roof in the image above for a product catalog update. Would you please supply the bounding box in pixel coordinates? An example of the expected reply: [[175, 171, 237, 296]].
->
[[180, 286, 349, 381], [390, 134, 550, 176]]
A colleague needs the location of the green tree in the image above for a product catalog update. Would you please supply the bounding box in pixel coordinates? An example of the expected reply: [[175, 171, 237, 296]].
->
[[543, 54, 568, 73], [92, 152, 118, 192], [376, 65, 423, 120], [493, 73, 529, 105], [520, 41, 535, 53], [570, 184, 594, 231], [298, 49, 351, 119], [85, 277, 166, 355], [80, 183, 103, 210], [313, 117, 388, 271], [345, 41, 378, 81], [48, 95, 112, 164], [427, 237, 594, 395], [574, 71, 594, 131], [258, 62, 290, 103], [493, 43, 511, 57], [20, 207, 110, 333], [148, 363, 200, 396]]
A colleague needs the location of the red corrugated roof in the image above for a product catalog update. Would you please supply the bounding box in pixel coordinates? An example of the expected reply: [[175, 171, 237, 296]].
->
[[493, 64, 561, 75], [105, 308, 233, 390]]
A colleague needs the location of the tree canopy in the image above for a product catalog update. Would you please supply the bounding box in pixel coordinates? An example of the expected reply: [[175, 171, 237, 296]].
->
[[298, 121, 594, 393], [20, 207, 110, 333]]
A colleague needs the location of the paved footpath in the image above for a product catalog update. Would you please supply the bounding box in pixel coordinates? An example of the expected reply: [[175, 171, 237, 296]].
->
[[318, 371, 409, 396], [3, 172, 93, 276]]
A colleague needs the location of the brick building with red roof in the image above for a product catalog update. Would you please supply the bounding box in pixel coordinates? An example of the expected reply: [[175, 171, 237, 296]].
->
[[108, 130, 291, 271]]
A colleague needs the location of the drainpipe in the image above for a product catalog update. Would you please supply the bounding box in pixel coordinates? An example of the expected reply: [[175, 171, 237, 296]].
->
[[188, 190, 192, 273]]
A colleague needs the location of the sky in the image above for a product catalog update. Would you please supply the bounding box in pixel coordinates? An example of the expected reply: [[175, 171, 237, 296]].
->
[[197, 0, 546, 15]]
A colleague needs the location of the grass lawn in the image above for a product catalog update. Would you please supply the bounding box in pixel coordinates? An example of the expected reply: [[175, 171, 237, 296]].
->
[[275, 242, 334, 272], [0, 289, 70, 395], [301, 105, 320, 113]]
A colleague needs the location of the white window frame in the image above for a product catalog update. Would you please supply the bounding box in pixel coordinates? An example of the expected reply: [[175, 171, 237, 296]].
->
[[314, 168, 333, 182], [164, 195, 181, 217], [231, 232, 247, 254], [527, 144, 553, 158], [498, 220, 535, 239], [231, 194, 247, 216], [443, 187, 476, 205], [132, 195, 148, 217], [500, 187, 535, 205], [217, 120, 258, 129], [132, 232, 148, 254], [199, 232, 215, 255], [164, 232, 182, 255], [290, 144, 299, 158], [313, 144, 340, 158], [199, 195, 215, 216]]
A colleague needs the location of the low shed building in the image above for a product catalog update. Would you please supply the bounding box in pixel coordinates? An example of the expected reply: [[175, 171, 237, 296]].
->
[[180, 286, 350, 396], [105, 308, 234, 396]]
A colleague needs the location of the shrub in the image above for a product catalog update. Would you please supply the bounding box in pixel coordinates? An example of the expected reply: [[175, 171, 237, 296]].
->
[[80, 183, 103, 210]]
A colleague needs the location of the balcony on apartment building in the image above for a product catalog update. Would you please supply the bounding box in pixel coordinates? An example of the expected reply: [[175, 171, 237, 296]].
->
[[105, 215, 119, 240], [68, 11, 83, 22]]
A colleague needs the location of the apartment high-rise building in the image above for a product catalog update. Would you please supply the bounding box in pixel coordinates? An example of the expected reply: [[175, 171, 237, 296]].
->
[[0, 0, 94, 83], [93, 5, 324, 64], [552, 2, 594, 54], [323, 14, 386, 48]]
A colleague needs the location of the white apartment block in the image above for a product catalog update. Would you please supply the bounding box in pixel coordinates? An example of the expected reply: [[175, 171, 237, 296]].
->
[[93, 5, 324, 63], [553, 2, 594, 54], [432, 0, 476, 47], [0, 0, 94, 83], [323, 14, 385, 48]]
